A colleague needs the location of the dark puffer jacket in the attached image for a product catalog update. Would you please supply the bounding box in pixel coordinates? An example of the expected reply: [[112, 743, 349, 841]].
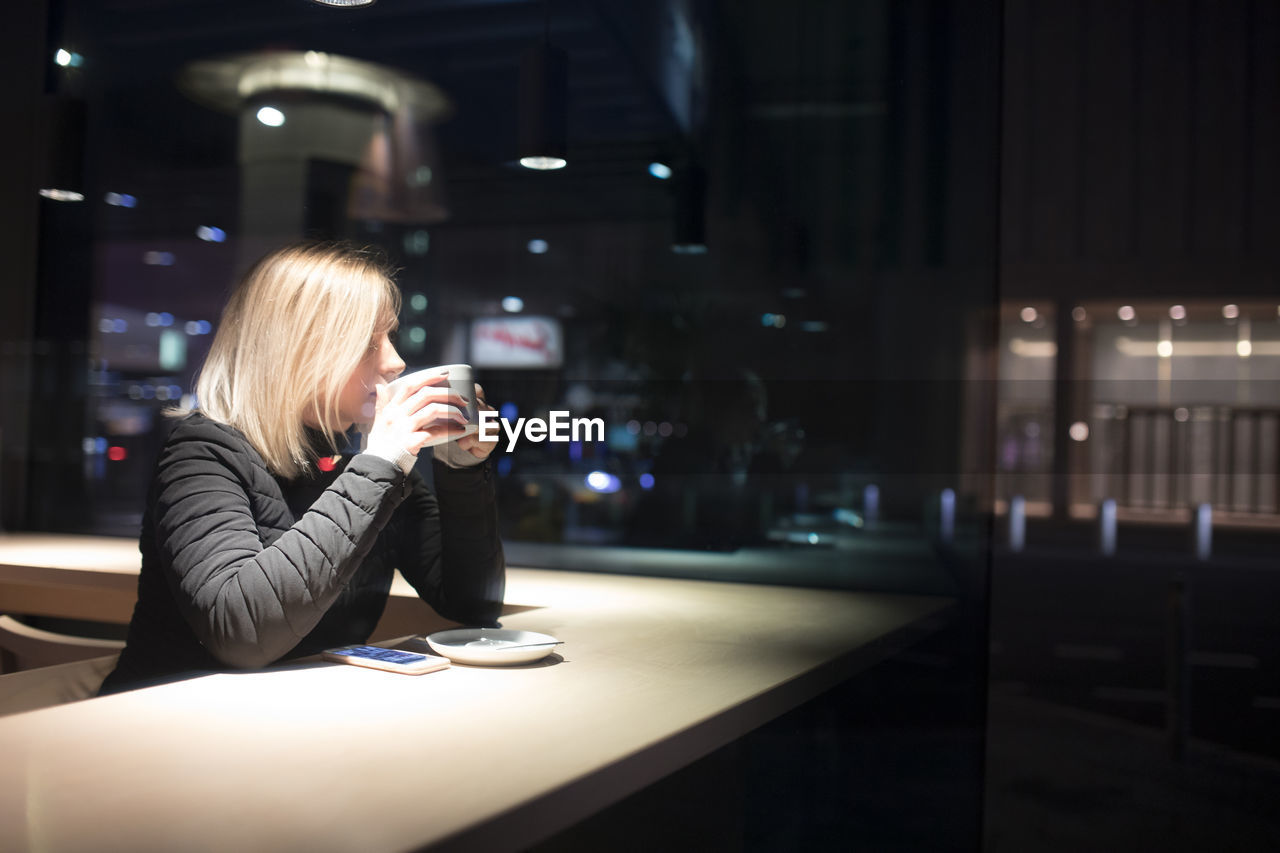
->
[[100, 413, 505, 694]]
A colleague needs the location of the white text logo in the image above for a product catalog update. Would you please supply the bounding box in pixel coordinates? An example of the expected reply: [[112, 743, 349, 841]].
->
[[478, 410, 604, 452]]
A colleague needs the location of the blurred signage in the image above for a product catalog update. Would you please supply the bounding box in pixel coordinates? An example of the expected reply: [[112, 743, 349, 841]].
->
[[471, 316, 563, 368]]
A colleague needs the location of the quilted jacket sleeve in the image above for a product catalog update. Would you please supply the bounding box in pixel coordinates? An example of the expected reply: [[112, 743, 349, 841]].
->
[[152, 424, 411, 668], [395, 458, 505, 627]]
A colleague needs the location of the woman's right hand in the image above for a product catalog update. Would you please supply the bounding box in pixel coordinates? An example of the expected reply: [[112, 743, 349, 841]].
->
[[365, 374, 469, 467]]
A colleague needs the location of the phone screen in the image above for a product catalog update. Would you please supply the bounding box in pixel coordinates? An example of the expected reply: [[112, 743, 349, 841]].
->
[[331, 646, 428, 665]]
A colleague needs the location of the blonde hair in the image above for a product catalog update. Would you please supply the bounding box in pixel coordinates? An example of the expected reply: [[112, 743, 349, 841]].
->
[[188, 242, 401, 478]]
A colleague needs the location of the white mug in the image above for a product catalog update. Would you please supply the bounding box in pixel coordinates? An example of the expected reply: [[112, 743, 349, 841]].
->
[[386, 363, 479, 447]]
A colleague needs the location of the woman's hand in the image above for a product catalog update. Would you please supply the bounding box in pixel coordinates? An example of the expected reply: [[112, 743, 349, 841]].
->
[[451, 383, 499, 462], [367, 373, 469, 462]]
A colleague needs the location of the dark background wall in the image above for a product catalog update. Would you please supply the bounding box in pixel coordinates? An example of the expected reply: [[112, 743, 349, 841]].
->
[[1002, 0, 1279, 300]]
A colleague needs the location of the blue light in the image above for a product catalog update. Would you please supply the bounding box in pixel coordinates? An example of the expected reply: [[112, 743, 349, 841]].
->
[[585, 471, 621, 494], [834, 508, 863, 528], [105, 192, 138, 208], [569, 441, 583, 462], [500, 402, 518, 422], [196, 225, 227, 243], [94, 437, 108, 454], [527, 239, 549, 254], [497, 457, 513, 477], [762, 313, 775, 327], [648, 162, 672, 180], [158, 312, 174, 327], [639, 473, 655, 490], [502, 296, 525, 313], [607, 425, 639, 452]]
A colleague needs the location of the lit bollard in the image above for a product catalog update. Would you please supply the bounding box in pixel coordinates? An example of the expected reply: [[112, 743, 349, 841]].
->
[[863, 484, 879, 527], [1099, 498, 1117, 556], [1194, 503, 1212, 561], [939, 488, 955, 544], [1009, 495, 1026, 552]]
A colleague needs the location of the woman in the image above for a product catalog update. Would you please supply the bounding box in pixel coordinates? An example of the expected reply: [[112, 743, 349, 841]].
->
[[100, 242, 504, 694]]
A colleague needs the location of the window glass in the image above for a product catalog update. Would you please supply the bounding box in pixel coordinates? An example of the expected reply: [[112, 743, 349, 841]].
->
[[34, 0, 1001, 591]]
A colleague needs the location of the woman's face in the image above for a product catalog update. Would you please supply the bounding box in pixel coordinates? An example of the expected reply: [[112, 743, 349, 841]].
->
[[334, 330, 406, 430]]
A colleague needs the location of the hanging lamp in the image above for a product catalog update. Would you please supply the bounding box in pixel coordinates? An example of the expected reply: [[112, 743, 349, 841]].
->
[[517, 3, 568, 170]]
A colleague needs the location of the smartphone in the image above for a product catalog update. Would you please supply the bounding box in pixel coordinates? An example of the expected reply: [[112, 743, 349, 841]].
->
[[322, 645, 451, 676]]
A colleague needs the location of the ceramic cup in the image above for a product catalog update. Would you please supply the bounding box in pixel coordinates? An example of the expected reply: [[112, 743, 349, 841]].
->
[[387, 363, 478, 447]]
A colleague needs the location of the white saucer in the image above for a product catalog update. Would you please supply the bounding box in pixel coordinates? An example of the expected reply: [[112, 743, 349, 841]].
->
[[424, 628, 560, 666]]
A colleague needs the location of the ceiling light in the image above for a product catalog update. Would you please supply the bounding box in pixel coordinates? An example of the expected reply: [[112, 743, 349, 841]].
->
[[518, 41, 568, 170], [256, 106, 285, 127], [37, 95, 86, 202], [519, 156, 566, 171], [38, 189, 84, 202], [648, 162, 672, 179], [54, 49, 84, 68], [181, 53, 450, 119]]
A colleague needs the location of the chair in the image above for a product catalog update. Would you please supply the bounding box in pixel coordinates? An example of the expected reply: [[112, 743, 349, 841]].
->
[[0, 616, 125, 715], [0, 614, 125, 672], [0, 653, 121, 716]]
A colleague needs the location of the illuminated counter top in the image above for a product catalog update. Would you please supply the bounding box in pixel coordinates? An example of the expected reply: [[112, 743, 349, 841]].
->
[[0, 556, 949, 852]]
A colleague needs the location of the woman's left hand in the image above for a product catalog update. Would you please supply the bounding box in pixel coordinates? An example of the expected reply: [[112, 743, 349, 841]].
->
[[452, 383, 498, 461]]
